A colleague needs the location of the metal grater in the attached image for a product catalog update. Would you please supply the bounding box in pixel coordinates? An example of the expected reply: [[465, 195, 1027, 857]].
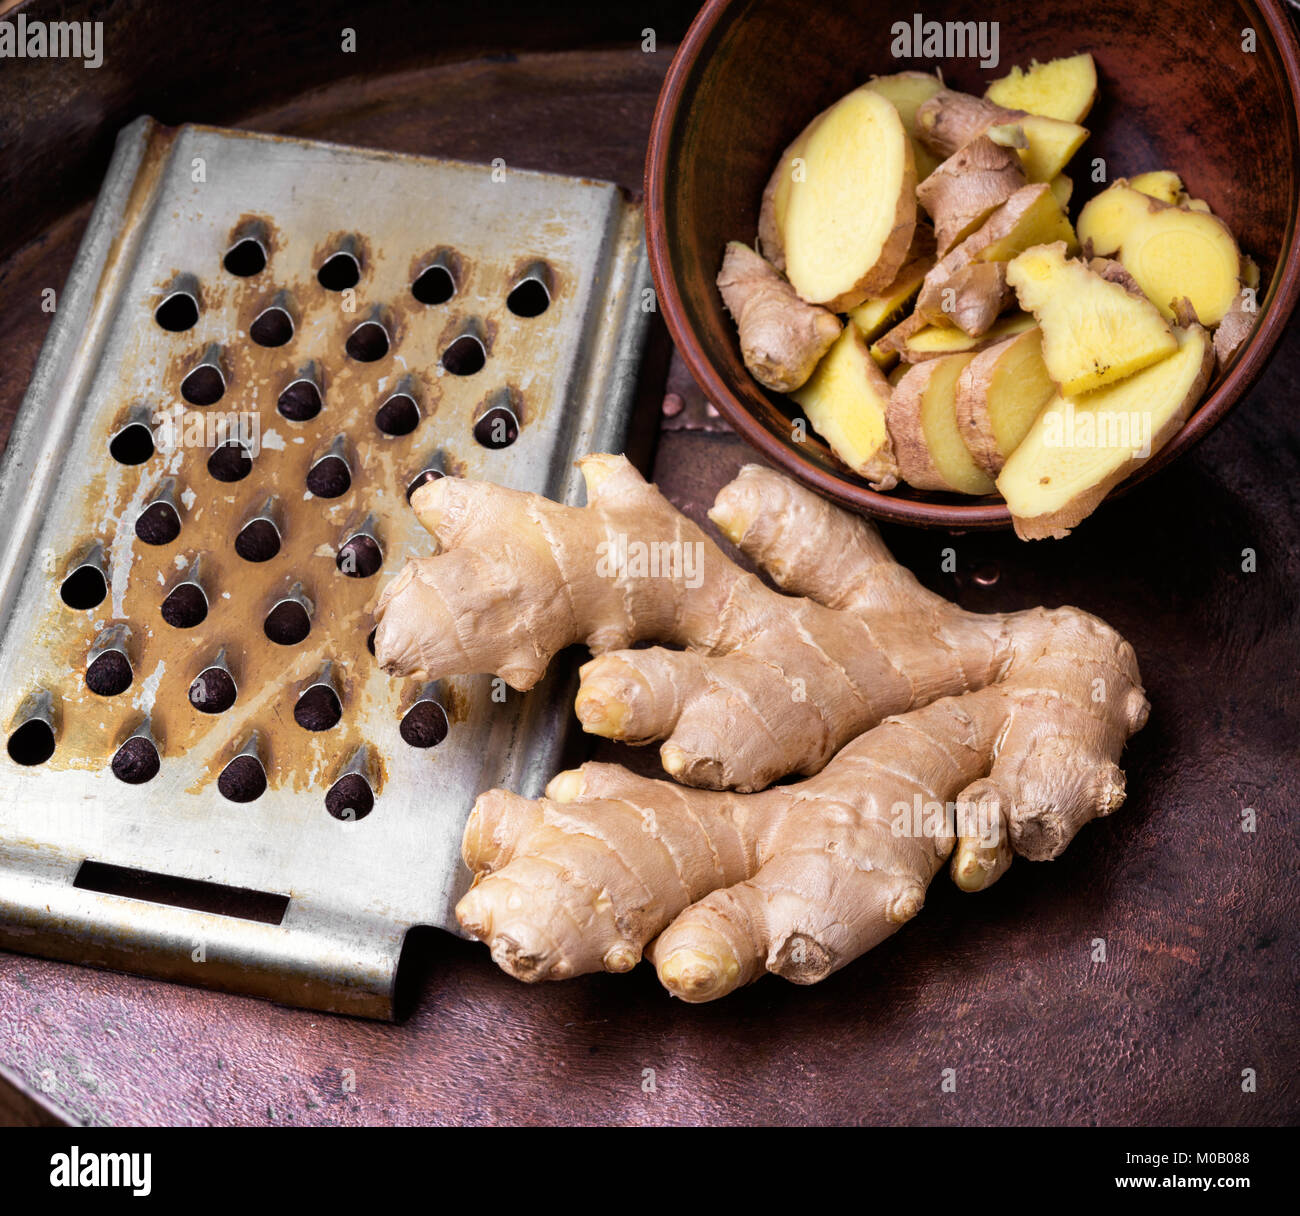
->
[[0, 117, 652, 1019]]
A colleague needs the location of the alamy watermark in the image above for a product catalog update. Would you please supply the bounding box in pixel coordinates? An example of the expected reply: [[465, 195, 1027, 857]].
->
[[890, 14, 999, 69], [0, 16, 103, 69], [1042, 402, 1153, 457], [595, 532, 705, 590], [891, 794, 1001, 848], [154, 405, 260, 457]]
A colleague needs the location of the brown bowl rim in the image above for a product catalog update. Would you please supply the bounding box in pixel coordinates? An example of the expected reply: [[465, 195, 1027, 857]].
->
[[645, 0, 1300, 529]]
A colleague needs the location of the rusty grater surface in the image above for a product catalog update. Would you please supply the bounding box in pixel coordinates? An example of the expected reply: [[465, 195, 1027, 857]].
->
[[0, 117, 652, 1018]]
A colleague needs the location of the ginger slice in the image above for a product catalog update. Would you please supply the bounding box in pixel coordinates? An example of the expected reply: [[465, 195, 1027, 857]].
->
[[1006, 241, 1178, 394], [916, 181, 1076, 335], [888, 353, 996, 495], [1119, 206, 1242, 325], [985, 53, 1098, 124], [1129, 169, 1185, 205], [791, 326, 900, 489], [997, 325, 1214, 539], [847, 224, 937, 342], [760, 86, 917, 311], [863, 70, 946, 180], [955, 326, 1056, 476], [917, 135, 1027, 255], [716, 241, 841, 392], [915, 89, 1088, 183], [878, 311, 1036, 362]]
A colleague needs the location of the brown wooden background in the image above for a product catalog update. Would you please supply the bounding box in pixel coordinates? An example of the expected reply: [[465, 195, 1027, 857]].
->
[[0, 9, 1296, 1127]]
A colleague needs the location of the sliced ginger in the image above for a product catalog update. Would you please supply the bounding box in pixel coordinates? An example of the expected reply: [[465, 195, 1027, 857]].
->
[[956, 327, 1056, 475], [864, 71, 946, 180], [847, 225, 937, 341], [760, 86, 917, 310], [985, 53, 1097, 124], [997, 325, 1213, 539], [1006, 242, 1178, 395], [915, 89, 1088, 184], [791, 326, 900, 489], [877, 311, 1036, 362], [1078, 182, 1243, 324], [888, 353, 996, 494], [917, 135, 1027, 255], [1129, 170, 1185, 205], [917, 181, 1077, 335]]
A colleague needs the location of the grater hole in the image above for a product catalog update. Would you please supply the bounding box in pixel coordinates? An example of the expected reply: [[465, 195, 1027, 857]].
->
[[224, 239, 267, 277], [366, 626, 377, 656], [218, 754, 267, 803], [110, 423, 155, 465], [250, 306, 294, 348], [346, 321, 389, 363], [182, 365, 225, 406], [7, 719, 55, 766], [235, 519, 281, 562], [318, 252, 360, 292], [400, 700, 448, 748], [87, 651, 132, 697], [264, 601, 311, 646], [111, 735, 160, 784], [326, 773, 374, 821], [278, 380, 322, 422], [207, 440, 254, 482], [473, 404, 519, 450], [161, 583, 208, 629], [306, 456, 351, 499], [412, 265, 455, 306], [155, 292, 200, 332], [375, 393, 419, 437], [337, 535, 382, 579], [294, 684, 342, 731], [441, 335, 485, 376], [507, 279, 550, 318], [189, 668, 236, 714], [135, 502, 181, 546], [60, 565, 107, 610], [406, 468, 443, 502]]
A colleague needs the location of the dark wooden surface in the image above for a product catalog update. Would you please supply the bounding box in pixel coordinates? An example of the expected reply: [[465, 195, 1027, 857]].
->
[[1, 43, 1298, 1128]]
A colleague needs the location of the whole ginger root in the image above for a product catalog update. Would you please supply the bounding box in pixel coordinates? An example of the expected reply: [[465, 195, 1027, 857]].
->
[[375, 459, 1149, 998]]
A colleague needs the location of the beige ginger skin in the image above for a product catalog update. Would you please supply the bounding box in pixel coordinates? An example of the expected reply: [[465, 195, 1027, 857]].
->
[[373, 456, 1148, 999]]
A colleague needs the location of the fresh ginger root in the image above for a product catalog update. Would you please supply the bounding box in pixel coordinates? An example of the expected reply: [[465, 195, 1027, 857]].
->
[[376, 456, 1147, 798], [450, 463, 1148, 998], [955, 326, 1057, 476], [717, 241, 842, 392], [876, 311, 1035, 363]]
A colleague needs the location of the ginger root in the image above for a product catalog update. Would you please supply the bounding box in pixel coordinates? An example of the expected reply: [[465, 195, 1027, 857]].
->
[[717, 241, 842, 392], [376, 456, 1149, 795], [848, 225, 937, 341], [877, 311, 1035, 362], [448, 463, 1148, 998]]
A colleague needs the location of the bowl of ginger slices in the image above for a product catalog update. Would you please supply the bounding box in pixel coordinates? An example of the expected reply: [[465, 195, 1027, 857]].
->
[[645, 0, 1300, 537]]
